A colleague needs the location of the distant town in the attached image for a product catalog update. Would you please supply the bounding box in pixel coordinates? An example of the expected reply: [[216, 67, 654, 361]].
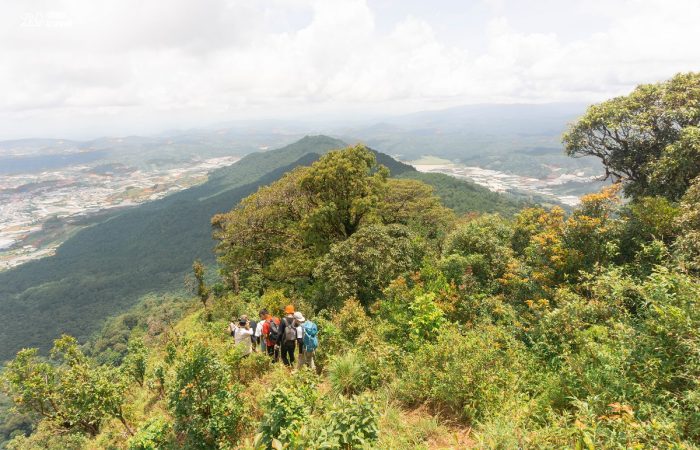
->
[[0, 156, 240, 270], [411, 160, 602, 206]]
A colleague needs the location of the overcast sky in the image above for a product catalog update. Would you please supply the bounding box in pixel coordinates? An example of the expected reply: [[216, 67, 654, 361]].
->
[[1, 0, 699, 139]]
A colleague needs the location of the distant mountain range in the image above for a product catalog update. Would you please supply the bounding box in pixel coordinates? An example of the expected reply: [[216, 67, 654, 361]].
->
[[334, 103, 601, 179], [0, 103, 596, 179]]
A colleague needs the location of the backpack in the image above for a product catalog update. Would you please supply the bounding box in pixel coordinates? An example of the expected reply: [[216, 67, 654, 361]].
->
[[268, 319, 281, 343], [283, 317, 297, 343], [302, 321, 318, 352]]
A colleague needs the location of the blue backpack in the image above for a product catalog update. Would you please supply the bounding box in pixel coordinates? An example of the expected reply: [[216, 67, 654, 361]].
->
[[302, 321, 318, 352]]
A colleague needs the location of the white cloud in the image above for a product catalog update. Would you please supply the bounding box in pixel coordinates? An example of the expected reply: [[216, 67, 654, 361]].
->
[[0, 0, 699, 138]]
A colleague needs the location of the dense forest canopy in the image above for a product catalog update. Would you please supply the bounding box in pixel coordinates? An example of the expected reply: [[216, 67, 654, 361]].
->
[[3, 73, 700, 449]]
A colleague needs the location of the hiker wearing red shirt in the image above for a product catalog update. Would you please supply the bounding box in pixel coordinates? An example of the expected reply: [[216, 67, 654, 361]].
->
[[259, 308, 280, 362]]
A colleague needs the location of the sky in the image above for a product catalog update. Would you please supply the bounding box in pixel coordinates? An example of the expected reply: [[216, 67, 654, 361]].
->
[[1, 0, 699, 139]]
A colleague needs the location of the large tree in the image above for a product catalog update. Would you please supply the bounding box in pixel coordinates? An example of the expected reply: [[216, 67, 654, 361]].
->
[[563, 72, 700, 199], [212, 167, 312, 291], [299, 144, 388, 251], [378, 178, 455, 241], [314, 224, 423, 307]]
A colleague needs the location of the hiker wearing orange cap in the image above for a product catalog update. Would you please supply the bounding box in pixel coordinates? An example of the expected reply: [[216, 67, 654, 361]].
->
[[278, 304, 297, 366]]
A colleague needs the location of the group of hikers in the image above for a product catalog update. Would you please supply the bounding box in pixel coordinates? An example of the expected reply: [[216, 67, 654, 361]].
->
[[228, 304, 318, 369]]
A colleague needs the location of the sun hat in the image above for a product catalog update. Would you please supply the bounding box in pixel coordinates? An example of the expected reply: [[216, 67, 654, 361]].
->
[[284, 304, 295, 314], [293, 311, 306, 323]]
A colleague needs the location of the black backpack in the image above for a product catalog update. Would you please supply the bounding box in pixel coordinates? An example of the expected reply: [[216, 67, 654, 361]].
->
[[268, 319, 281, 343]]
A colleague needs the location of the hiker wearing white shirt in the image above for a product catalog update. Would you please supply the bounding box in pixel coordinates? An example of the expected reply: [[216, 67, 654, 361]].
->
[[229, 315, 254, 356], [255, 319, 265, 352], [295, 316, 304, 369]]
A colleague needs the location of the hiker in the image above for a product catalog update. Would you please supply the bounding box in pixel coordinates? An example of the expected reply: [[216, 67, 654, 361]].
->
[[260, 309, 281, 361], [248, 316, 259, 352], [294, 312, 304, 369], [229, 315, 254, 356], [278, 304, 297, 366], [299, 312, 318, 370], [254, 315, 265, 353]]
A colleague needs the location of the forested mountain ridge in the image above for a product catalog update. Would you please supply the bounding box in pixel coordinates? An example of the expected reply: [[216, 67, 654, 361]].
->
[[0, 135, 525, 362]]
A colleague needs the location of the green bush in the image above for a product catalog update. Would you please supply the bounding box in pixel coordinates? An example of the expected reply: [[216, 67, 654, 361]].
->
[[315, 394, 379, 449], [2, 335, 132, 437], [128, 416, 172, 450], [556, 323, 637, 413], [6, 421, 87, 450], [313, 314, 346, 371], [235, 351, 272, 386], [377, 277, 446, 351], [442, 214, 513, 286], [395, 324, 533, 422], [330, 298, 369, 343], [257, 369, 319, 449], [122, 337, 148, 387], [168, 343, 244, 449]]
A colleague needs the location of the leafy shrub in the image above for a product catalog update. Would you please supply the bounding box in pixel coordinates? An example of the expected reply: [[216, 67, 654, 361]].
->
[[330, 298, 369, 345], [6, 421, 87, 450], [259, 289, 292, 319], [395, 324, 533, 422], [225, 348, 271, 386], [564, 400, 688, 449], [556, 323, 637, 413], [313, 314, 347, 371], [122, 337, 148, 386], [632, 268, 700, 403], [315, 394, 379, 449], [148, 363, 166, 398], [531, 285, 629, 364], [378, 277, 445, 351], [438, 254, 471, 286], [128, 416, 172, 450], [473, 400, 690, 449], [675, 177, 700, 273], [210, 291, 249, 323], [406, 293, 445, 350], [442, 214, 513, 286], [258, 369, 319, 449], [168, 343, 244, 449], [2, 335, 132, 437]]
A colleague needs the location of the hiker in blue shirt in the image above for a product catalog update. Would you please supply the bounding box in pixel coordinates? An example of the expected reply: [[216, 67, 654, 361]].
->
[[293, 311, 318, 370]]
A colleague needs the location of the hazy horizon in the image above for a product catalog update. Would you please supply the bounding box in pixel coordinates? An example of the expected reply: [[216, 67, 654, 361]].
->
[[0, 101, 591, 143]]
